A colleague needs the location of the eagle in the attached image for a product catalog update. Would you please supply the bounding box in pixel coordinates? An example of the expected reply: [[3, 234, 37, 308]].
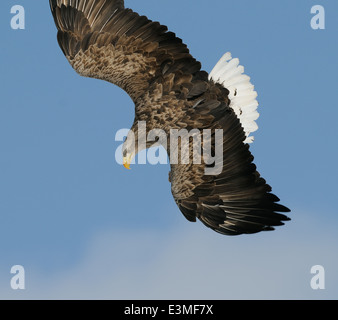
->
[[49, 0, 290, 236]]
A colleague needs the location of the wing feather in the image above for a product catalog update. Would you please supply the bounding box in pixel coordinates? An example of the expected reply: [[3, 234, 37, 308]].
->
[[172, 99, 290, 236], [50, 0, 201, 101]]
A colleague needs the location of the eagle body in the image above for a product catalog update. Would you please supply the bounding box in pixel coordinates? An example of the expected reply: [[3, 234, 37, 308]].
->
[[50, 0, 290, 236]]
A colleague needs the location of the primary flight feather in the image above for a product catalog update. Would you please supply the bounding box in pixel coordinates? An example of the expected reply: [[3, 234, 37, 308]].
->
[[50, 0, 290, 235]]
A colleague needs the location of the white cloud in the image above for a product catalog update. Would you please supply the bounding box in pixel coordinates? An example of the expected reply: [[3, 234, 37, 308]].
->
[[1, 211, 337, 300]]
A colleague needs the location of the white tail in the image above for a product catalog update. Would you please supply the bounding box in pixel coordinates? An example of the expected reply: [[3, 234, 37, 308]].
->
[[209, 52, 259, 143]]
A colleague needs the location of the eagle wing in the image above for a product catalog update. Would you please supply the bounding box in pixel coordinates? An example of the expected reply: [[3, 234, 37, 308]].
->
[[170, 53, 291, 236], [171, 96, 290, 236], [49, 0, 201, 101]]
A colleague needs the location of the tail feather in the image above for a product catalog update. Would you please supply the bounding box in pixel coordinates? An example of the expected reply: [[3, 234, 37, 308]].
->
[[209, 52, 259, 143]]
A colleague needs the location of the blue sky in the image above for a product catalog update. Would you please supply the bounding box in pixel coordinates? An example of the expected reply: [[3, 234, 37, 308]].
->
[[0, 0, 337, 299]]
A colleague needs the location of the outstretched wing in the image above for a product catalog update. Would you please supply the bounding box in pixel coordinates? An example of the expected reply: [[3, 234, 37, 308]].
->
[[49, 0, 201, 101], [171, 97, 290, 236]]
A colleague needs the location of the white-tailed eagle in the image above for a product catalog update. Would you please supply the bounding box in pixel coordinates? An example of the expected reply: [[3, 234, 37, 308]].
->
[[50, 0, 290, 235]]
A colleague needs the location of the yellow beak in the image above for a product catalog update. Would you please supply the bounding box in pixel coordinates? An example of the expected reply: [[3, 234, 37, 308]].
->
[[123, 156, 132, 170]]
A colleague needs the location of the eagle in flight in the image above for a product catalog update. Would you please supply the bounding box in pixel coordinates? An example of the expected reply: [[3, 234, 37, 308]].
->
[[50, 0, 290, 235]]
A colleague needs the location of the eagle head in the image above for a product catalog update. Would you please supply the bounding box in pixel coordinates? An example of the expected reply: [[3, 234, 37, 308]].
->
[[122, 120, 155, 169]]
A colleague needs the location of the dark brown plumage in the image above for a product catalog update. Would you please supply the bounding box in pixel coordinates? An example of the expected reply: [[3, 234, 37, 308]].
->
[[50, 0, 290, 236]]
